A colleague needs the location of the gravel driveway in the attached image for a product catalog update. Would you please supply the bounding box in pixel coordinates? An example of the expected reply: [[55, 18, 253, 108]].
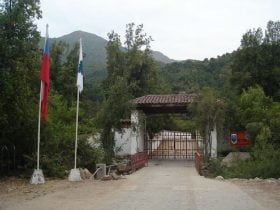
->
[[1, 160, 279, 210]]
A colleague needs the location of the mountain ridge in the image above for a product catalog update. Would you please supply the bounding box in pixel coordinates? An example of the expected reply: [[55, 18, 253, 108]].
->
[[55, 30, 175, 63], [41, 30, 176, 84]]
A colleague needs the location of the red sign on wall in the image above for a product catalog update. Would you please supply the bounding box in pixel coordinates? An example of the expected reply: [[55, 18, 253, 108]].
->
[[230, 131, 251, 147]]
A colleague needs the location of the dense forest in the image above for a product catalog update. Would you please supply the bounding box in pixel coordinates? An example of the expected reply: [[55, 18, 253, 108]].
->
[[0, 0, 280, 178]]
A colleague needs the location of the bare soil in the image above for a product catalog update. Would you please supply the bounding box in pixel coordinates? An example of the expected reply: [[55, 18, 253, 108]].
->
[[1, 161, 279, 210], [229, 179, 280, 210]]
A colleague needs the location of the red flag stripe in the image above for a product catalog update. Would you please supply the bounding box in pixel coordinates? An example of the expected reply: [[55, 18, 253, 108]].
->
[[39, 48, 50, 122]]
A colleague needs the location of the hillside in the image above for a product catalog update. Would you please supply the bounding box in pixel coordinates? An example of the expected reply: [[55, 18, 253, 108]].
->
[[41, 31, 175, 84], [41, 31, 235, 98], [160, 53, 234, 94], [152, 51, 175, 64]]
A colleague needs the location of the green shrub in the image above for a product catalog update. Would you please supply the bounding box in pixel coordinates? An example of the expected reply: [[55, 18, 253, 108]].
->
[[224, 151, 280, 179], [210, 127, 280, 179], [206, 158, 226, 178], [24, 93, 104, 177]]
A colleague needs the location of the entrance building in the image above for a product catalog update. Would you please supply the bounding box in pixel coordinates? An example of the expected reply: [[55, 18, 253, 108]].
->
[[114, 94, 217, 159]]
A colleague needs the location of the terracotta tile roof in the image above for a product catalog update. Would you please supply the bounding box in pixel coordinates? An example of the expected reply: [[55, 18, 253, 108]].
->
[[133, 94, 196, 105]]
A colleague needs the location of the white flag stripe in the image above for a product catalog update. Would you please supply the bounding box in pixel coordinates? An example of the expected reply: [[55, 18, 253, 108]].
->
[[77, 72, 83, 92], [76, 38, 83, 93]]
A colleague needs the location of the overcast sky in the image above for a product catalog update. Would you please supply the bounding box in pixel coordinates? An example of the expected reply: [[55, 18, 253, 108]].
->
[[37, 0, 280, 60]]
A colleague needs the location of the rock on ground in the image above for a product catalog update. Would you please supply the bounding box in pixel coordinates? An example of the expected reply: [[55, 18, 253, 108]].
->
[[215, 176, 224, 180], [80, 168, 92, 179], [221, 152, 250, 167]]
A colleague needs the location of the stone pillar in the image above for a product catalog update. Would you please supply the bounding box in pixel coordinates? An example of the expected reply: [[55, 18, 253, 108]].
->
[[210, 124, 218, 158], [196, 130, 202, 149], [131, 110, 144, 154], [131, 110, 139, 154]]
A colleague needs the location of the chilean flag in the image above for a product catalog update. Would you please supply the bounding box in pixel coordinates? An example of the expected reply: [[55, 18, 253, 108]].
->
[[39, 25, 50, 122]]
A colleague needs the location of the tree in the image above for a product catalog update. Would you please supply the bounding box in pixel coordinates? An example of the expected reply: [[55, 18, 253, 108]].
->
[[241, 28, 263, 48], [98, 76, 132, 162], [0, 1, 103, 176], [50, 41, 66, 90], [0, 0, 41, 167], [124, 23, 158, 97], [99, 23, 160, 162], [237, 86, 280, 147], [190, 88, 226, 161], [160, 53, 233, 94], [264, 21, 280, 44], [103, 23, 159, 98], [231, 21, 280, 101], [56, 43, 79, 104], [26, 92, 103, 177]]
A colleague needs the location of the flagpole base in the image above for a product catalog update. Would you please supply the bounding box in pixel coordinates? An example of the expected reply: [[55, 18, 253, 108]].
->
[[68, 168, 82, 182], [30, 169, 45, 185]]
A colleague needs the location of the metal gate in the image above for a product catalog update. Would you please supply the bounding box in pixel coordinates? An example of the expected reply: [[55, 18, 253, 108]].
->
[[144, 130, 202, 160]]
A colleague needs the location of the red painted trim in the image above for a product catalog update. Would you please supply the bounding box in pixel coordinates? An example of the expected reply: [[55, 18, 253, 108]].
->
[[129, 152, 148, 171], [195, 152, 202, 176]]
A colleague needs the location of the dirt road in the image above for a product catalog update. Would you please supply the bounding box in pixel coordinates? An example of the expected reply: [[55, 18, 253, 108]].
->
[[1, 160, 279, 210]]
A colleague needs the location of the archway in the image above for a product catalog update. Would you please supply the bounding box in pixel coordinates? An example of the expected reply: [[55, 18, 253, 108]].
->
[[114, 94, 217, 159]]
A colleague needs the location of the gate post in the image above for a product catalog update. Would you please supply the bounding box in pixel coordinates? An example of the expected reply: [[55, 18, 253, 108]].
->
[[131, 110, 145, 154], [210, 124, 217, 158]]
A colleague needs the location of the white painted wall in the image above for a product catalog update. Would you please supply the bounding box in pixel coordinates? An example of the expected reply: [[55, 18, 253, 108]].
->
[[114, 128, 132, 156], [138, 112, 145, 152], [114, 110, 145, 156]]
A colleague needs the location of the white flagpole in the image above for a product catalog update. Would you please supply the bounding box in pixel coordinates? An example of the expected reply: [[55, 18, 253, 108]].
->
[[37, 81, 43, 169], [30, 24, 48, 184], [74, 88, 80, 169], [69, 38, 82, 181], [37, 24, 48, 170], [30, 79, 45, 184]]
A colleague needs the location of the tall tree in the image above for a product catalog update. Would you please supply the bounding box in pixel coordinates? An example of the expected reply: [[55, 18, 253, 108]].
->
[[103, 23, 159, 98], [125, 23, 158, 97], [237, 86, 280, 147], [50, 41, 66, 90], [264, 21, 280, 44], [190, 88, 226, 161], [231, 21, 280, 101], [0, 0, 41, 165], [56, 43, 79, 104], [99, 23, 160, 162]]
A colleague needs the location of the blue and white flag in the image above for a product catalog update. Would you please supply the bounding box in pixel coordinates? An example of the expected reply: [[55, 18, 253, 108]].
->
[[77, 39, 83, 93]]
